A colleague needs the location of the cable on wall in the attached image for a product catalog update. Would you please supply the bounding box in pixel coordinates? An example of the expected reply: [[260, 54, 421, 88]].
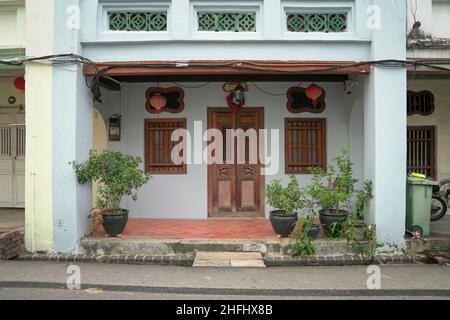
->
[[2, 53, 450, 104]]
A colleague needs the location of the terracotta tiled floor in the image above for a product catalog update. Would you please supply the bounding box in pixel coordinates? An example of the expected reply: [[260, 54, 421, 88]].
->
[[95, 218, 277, 239]]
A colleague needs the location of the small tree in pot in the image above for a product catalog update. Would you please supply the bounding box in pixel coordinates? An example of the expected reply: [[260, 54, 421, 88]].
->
[[298, 195, 321, 240], [305, 148, 358, 236], [265, 175, 303, 237], [71, 150, 151, 237]]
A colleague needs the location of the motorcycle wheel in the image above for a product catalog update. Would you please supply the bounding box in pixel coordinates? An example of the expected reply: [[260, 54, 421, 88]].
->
[[431, 197, 447, 221]]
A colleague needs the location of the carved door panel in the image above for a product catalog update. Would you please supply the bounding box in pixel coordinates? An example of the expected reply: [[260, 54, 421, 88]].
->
[[208, 108, 264, 217], [210, 110, 235, 214]]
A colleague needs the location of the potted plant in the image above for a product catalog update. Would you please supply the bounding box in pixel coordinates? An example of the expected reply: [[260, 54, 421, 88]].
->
[[296, 193, 321, 240], [346, 180, 373, 244], [71, 150, 151, 237], [265, 175, 303, 237], [299, 218, 321, 240], [305, 148, 358, 236]]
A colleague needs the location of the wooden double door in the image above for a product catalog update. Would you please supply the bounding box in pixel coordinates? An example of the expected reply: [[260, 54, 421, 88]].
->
[[207, 107, 265, 217]]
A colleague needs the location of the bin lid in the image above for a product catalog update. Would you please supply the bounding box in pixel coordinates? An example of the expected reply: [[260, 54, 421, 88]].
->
[[407, 177, 439, 186]]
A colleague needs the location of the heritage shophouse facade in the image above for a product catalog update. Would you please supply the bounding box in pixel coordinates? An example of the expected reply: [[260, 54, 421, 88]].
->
[[20, 0, 408, 253]]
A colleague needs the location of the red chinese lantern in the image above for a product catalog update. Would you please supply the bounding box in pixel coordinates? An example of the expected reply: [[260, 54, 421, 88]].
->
[[13, 77, 25, 91], [149, 93, 167, 113], [306, 84, 323, 105]]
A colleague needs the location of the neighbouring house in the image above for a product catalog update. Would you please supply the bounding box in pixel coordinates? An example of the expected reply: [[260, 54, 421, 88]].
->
[[0, 0, 26, 209], [406, 0, 450, 181], [22, 0, 409, 253]]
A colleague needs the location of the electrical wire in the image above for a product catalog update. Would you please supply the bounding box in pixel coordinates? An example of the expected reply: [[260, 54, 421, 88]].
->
[[2, 54, 450, 103], [250, 82, 287, 96], [172, 82, 211, 89]]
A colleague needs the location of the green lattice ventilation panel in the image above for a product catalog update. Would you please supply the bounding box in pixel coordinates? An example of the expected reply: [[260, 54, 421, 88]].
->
[[197, 12, 256, 32], [108, 11, 167, 31], [287, 13, 347, 33]]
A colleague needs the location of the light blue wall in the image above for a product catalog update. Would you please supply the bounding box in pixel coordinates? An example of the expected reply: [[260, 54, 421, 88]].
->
[[96, 81, 365, 219], [364, 0, 407, 246], [78, 0, 373, 62], [52, 0, 92, 252]]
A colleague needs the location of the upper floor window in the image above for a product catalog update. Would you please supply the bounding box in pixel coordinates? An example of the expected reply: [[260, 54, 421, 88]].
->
[[407, 90, 435, 116], [197, 11, 257, 32], [286, 12, 348, 33], [108, 11, 168, 32]]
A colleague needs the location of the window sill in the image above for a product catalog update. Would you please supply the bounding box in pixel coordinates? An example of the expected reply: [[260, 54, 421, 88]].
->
[[81, 37, 371, 45]]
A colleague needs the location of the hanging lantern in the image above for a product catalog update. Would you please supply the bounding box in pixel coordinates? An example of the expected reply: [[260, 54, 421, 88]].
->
[[226, 83, 246, 113], [305, 84, 323, 105], [13, 77, 26, 113], [149, 93, 167, 113], [13, 77, 25, 91]]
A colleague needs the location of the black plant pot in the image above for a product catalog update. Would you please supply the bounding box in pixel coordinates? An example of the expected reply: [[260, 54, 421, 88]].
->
[[269, 210, 298, 237], [102, 209, 129, 236], [303, 224, 321, 240], [319, 209, 348, 236]]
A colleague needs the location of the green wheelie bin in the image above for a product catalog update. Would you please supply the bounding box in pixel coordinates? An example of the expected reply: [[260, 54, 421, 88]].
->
[[406, 176, 438, 236]]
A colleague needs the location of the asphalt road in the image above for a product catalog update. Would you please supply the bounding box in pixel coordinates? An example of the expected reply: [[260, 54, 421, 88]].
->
[[0, 260, 449, 300]]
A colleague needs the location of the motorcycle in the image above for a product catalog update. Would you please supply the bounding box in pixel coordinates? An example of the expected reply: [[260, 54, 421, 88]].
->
[[431, 179, 450, 221]]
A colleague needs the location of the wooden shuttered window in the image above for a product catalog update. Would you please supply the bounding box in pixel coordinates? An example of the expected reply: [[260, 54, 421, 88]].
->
[[145, 118, 187, 174], [285, 118, 327, 174], [407, 126, 436, 178]]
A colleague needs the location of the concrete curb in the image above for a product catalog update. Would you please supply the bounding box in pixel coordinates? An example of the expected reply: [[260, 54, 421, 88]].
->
[[15, 252, 428, 267], [264, 254, 428, 267], [16, 253, 195, 267]]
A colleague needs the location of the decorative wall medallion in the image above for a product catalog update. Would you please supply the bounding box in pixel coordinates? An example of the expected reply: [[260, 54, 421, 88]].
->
[[8, 96, 16, 105], [407, 90, 435, 116], [197, 12, 257, 32], [286, 13, 347, 33], [241, 165, 255, 176], [218, 166, 231, 177], [109, 12, 168, 31], [145, 86, 185, 114], [287, 86, 326, 114]]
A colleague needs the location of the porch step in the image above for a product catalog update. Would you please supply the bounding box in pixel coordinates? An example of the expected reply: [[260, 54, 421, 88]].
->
[[78, 237, 363, 257], [193, 252, 265, 268]]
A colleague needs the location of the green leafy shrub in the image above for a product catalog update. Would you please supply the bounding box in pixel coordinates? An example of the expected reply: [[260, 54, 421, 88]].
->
[[290, 233, 315, 257], [71, 150, 151, 214], [265, 175, 303, 215], [305, 147, 355, 213], [354, 180, 373, 220]]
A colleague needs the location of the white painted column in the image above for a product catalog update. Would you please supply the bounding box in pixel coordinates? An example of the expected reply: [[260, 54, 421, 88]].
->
[[364, 0, 407, 246], [51, 0, 92, 252], [25, 0, 55, 252]]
